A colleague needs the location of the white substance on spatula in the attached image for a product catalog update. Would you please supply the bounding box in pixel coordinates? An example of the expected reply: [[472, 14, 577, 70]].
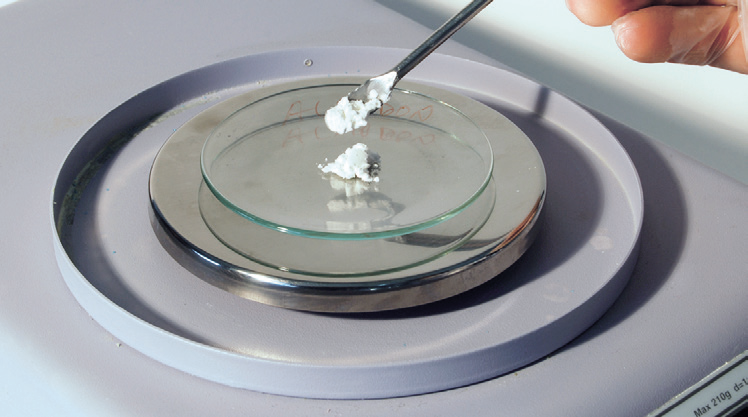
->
[[318, 143, 380, 183], [324, 74, 395, 134]]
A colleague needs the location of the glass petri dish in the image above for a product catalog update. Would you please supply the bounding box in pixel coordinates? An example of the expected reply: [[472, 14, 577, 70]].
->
[[201, 83, 493, 240]]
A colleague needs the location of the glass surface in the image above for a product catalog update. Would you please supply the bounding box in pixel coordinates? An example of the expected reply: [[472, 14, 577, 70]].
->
[[201, 84, 493, 240]]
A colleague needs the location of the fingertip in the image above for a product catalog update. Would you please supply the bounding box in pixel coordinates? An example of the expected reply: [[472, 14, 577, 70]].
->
[[567, 0, 649, 27], [611, 10, 673, 63], [567, 0, 614, 26]]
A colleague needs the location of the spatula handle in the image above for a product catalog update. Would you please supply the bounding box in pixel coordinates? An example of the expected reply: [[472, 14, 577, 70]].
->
[[392, 0, 493, 80]]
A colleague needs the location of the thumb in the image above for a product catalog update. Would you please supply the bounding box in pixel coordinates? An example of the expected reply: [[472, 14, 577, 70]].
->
[[611, 5, 748, 73]]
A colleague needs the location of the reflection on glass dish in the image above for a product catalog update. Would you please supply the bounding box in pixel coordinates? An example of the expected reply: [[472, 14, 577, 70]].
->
[[322, 175, 402, 233], [200, 83, 494, 240]]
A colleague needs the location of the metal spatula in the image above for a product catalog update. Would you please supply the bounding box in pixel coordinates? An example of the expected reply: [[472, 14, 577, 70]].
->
[[346, 0, 493, 103]]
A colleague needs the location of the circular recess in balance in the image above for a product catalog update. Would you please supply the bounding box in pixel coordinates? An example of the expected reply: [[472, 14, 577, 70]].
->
[[200, 84, 494, 240], [56, 50, 641, 399]]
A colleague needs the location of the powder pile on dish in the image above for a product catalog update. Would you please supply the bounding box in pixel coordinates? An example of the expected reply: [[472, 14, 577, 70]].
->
[[318, 143, 381, 183], [324, 75, 394, 135], [319, 79, 392, 183]]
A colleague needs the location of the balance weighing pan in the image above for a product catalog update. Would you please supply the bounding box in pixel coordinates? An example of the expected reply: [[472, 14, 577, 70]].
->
[[149, 77, 543, 311], [51, 47, 642, 399]]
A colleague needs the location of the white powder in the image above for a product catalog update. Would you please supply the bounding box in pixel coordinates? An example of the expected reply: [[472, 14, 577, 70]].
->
[[324, 73, 396, 134], [324, 94, 380, 135], [318, 143, 381, 183]]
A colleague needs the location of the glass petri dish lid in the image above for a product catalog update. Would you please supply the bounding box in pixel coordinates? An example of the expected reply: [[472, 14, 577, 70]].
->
[[201, 83, 493, 240]]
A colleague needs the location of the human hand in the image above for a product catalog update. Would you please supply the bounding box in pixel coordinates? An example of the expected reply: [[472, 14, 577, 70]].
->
[[566, 0, 748, 74]]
